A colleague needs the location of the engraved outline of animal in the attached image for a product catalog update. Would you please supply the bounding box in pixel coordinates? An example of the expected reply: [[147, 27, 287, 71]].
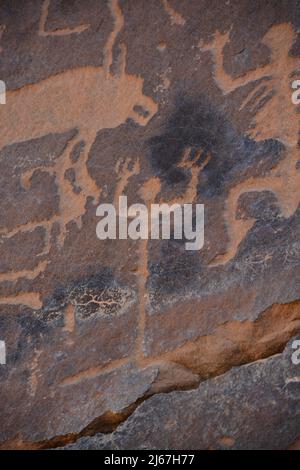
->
[[202, 23, 300, 265], [0, 0, 158, 254]]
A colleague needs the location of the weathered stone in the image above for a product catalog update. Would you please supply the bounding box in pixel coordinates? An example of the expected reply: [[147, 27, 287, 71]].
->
[[66, 336, 300, 450], [0, 0, 299, 449]]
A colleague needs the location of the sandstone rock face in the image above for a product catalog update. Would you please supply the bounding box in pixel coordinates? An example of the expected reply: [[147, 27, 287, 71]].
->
[[0, 0, 299, 450], [66, 336, 300, 450]]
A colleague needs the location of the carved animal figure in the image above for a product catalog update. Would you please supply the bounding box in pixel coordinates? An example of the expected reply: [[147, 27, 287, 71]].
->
[[0, 0, 157, 308], [203, 23, 300, 265]]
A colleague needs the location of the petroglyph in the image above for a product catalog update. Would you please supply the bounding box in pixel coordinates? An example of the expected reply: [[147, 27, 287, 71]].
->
[[92, 145, 208, 367], [0, 24, 5, 53], [0, 0, 157, 308], [175, 147, 211, 205], [28, 349, 42, 397], [114, 157, 140, 207], [203, 23, 300, 265], [133, 147, 210, 362], [60, 356, 129, 386], [63, 303, 75, 333], [104, 0, 124, 74], [0, 260, 48, 283], [0, 293, 42, 310], [58, 149, 210, 380], [39, 0, 90, 37], [162, 0, 185, 26]]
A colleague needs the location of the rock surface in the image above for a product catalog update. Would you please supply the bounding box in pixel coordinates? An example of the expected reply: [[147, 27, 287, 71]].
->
[[0, 0, 299, 449], [66, 336, 300, 450]]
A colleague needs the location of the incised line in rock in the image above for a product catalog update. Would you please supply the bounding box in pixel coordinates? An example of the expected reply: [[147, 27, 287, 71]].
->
[[39, 0, 90, 37], [203, 23, 300, 265], [0, 260, 48, 283], [59, 147, 208, 378], [133, 147, 209, 364], [162, 0, 186, 26], [0, 24, 5, 53], [0, 293, 42, 310], [0, 0, 157, 309], [5, 299, 300, 449]]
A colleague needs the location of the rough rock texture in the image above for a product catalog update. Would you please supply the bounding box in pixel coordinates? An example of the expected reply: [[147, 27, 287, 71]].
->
[[66, 336, 300, 450], [0, 0, 299, 449]]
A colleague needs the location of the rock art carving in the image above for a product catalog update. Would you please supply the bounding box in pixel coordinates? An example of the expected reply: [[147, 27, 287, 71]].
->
[[59, 146, 210, 383], [114, 157, 140, 208], [203, 23, 300, 265], [162, 0, 185, 26], [0, 0, 157, 308], [49, 20, 300, 385], [0, 24, 5, 53], [133, 147, 210, 363], [39, 0, 90, 36]]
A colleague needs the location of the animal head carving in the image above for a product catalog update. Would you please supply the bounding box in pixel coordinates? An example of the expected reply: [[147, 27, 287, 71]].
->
[[261, 23, 297, 55]]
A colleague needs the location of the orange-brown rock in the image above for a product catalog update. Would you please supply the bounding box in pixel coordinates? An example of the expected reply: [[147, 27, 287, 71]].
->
[[0, 0, 299, 450]]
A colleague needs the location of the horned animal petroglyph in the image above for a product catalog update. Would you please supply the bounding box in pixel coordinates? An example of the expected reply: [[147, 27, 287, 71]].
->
[[203, 23, 300, 265], [0, 0, 157, 308]]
